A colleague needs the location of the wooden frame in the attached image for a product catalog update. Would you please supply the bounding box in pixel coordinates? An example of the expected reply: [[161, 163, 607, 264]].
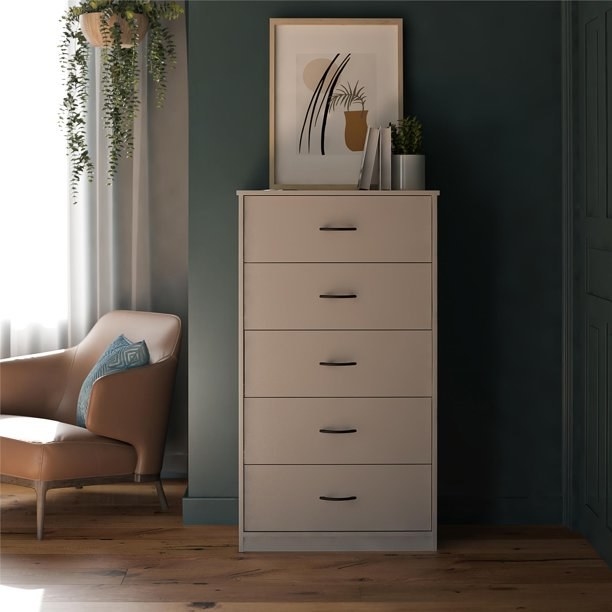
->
[[269, 18, 403, 189]]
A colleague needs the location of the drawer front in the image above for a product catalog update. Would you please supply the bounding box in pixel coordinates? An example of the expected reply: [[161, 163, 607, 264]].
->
[[244, 465, 432, 532], [244, 263, 432, 330], [244, 397, 432, 464], [243, 195, 432, 263], [244, 330, 432, 397]]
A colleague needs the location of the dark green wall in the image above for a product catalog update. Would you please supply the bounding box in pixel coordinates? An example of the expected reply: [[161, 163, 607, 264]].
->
[[185, 1, 562, 524]]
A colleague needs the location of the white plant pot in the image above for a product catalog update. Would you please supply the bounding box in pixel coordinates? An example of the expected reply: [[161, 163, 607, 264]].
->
[[391, 154, 426, 190]]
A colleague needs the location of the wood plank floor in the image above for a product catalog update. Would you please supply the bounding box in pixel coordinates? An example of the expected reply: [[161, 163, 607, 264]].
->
[[1, 481, 611, 611]]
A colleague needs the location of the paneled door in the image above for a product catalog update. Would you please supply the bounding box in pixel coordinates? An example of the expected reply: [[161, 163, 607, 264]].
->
[[572, 1, 612, 564]]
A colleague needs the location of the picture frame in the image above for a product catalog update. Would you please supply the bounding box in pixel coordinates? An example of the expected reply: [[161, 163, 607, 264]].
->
[[269, 18, 403, 189]]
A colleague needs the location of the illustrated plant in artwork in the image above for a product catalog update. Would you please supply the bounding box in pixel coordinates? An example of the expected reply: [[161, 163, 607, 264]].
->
[[299, 53, 373, 154], [326, 79, 369, 152], [328, 81, 367, 113]]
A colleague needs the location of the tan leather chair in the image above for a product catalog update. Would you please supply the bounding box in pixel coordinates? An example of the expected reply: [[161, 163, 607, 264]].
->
[[0, 310, 182, 539]]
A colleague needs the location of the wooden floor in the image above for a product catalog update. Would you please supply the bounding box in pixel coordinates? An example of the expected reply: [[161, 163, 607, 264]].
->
[[1, 481, 611, 611]]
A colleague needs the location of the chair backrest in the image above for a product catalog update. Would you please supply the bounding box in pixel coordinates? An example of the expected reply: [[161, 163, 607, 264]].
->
[[55, 310, 182, 425]]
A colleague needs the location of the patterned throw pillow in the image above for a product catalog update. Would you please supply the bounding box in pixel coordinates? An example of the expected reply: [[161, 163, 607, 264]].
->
[[76, 334, 150, 427]]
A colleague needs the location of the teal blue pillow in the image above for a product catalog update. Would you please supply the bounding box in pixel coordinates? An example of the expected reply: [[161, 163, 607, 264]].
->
[[76, 334, 150, 427]]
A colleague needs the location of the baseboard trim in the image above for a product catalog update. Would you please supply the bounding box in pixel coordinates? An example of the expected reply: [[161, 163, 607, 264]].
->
[[161, 452, 188, 480], [182, 494, 238, 524], [438, 495, 563, 524]]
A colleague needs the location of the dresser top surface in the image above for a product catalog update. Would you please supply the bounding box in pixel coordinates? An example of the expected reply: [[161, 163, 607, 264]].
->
[[237, 189, 440, 197]]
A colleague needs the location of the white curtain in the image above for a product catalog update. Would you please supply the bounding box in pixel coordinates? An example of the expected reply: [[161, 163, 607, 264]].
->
[[1, 3, 185, 360], [0, 1, 70, 358], [68, 41, 152, 344]]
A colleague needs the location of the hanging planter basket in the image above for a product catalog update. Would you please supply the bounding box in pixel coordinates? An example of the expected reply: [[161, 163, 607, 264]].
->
[[79, 12, 149, 48]]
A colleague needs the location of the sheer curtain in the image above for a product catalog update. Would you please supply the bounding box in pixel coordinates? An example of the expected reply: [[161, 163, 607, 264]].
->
[[0, 1, 70, 357], [1, 2, 156, 357], [68, 40, 152, 344]]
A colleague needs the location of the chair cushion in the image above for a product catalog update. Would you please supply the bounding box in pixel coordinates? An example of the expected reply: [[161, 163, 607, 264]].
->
[[0, 415, 136, 481], [76, 334, 150, 427]]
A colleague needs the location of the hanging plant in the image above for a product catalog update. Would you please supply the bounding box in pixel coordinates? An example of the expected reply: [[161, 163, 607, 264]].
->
[[59, 0, 183, 196]]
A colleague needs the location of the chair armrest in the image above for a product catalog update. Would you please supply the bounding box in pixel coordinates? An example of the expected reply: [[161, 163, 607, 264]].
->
[[0, 348, 76, 418], [85, 358, 178, 476]]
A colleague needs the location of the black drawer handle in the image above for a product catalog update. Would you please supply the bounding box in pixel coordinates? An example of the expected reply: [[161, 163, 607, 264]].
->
[[319, 361, 357, 367], [319, 428, 358, 434], [319, 495, 357, 502], [319, 293, 357, 299], [319, 226, 357, 232]]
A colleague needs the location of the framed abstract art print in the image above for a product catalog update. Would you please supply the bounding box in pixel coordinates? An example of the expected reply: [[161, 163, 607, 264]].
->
[[269, 18, 403, 189]]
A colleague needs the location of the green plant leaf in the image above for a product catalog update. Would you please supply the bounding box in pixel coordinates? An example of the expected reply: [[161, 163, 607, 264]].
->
[[389, 116, 423, 155]]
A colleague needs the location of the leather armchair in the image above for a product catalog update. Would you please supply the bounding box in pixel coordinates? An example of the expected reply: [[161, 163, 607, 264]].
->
[[0, 310, 182, 539]]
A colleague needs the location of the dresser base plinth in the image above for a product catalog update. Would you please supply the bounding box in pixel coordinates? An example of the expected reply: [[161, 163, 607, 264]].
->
[[239, 531, 436, 552]]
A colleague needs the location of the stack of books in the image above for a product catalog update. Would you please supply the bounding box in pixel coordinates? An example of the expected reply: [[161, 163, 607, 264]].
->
[[357, 126, 392, 190]]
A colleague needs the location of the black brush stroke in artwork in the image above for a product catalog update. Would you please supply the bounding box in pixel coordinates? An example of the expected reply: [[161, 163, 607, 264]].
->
[[298, 54, 351, 155], [318, 55, 351, 155], [298, 54, 340, 154]]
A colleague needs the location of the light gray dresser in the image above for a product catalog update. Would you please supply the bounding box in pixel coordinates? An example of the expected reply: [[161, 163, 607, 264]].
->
[[237, 190, 438, 551]]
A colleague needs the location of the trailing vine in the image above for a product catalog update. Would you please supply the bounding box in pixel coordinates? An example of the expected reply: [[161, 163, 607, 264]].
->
[[59, 1, 183, 197], [59, 9, 93, 195]]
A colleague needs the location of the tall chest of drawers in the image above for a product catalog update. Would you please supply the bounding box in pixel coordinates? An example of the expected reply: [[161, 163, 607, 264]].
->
[[238, 190, 438, 551]]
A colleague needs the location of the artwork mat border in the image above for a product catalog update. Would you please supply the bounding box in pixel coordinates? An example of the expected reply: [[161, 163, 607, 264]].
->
[[269, 17, 403, 189]]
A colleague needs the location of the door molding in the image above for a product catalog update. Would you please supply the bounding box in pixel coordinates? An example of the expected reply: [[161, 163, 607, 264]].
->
[[561, 0, 574, 527]]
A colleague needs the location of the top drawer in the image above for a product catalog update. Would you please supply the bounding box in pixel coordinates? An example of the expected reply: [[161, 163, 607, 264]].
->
[[242, 194, 432, 263]]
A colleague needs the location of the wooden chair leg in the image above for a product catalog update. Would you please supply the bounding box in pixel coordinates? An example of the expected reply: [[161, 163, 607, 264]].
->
[[155, 480, 169, 512], [34, 482, 49, 540]]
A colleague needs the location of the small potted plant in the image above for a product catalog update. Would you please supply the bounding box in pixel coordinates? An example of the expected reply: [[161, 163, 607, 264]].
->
[[59, 0, 184, 195], [389, 116, 425, 190]]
